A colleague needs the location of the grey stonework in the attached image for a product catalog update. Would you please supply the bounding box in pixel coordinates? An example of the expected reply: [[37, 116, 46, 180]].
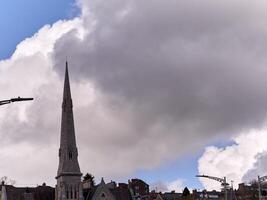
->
[[1, 184, 7, 200], [55, 62, 83, 200]]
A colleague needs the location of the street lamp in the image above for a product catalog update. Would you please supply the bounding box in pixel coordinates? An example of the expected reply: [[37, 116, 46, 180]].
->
[[0, 97, 33, 106]]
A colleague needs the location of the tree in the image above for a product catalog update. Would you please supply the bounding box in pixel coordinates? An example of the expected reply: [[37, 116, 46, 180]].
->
[[182, 187, 190, 197], [0, 176, 16, 185], [83, 173, 95, 187]]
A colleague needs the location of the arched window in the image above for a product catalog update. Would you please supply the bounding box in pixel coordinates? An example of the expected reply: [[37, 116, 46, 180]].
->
[[101, 192, 106, 198], [66, 187, 69, 199], [69, 151, 73, 160], [74, 188, 77, 199], [70, 186, 73, 199]]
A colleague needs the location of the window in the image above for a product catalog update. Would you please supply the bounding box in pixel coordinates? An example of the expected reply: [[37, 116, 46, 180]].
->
[[66, 189, 69, 199], [70, 188, 73, 199], [101, 193, 106, 198], [74, 188, 77, 198], [69, 151, 73, 160]]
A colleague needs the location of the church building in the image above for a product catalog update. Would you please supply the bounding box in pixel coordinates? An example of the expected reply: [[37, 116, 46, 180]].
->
[[54, 63, 133, 200]]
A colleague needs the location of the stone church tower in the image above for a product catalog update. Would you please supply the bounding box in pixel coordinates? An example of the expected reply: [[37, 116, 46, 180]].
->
[[55, 62, 84, 200]]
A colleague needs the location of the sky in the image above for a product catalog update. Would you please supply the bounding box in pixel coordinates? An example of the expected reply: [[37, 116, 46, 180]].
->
[[0, 0, 78, 59], [2, 0, 267, 192]]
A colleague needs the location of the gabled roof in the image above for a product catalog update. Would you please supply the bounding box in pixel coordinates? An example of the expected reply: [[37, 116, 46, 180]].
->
[[2, 185, 54, 200], [89, 179, 132, 200], [129, 179, 149, 186], [91, 178, 116, 200], [110, 186, 132, 200]]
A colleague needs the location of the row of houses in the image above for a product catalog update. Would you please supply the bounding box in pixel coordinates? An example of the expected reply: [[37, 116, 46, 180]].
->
[[1, 177, 267, 200]]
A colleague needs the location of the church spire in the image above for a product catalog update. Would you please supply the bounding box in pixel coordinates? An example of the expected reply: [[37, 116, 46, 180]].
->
[[63, 61, 71, 101], [57, 61, 81, 177], [56, 62, 83, 200]]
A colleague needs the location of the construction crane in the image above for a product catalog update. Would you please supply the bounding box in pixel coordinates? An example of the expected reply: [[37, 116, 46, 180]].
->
[[258, 175, 267, 200], [196, 174, 229, 200]]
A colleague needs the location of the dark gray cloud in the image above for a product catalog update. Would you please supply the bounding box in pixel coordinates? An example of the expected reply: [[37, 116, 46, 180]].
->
[[54, 0, 267, 144]]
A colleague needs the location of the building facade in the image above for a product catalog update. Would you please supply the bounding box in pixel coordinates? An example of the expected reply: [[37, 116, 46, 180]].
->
[[128, 179, 149, 200]]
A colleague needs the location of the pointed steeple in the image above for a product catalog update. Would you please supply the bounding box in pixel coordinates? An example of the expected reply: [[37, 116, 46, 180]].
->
[[100, 178, 105, 185], [57, 62, 81, 177], [56, 62, 84, 200], [63, 61, 72, 102]]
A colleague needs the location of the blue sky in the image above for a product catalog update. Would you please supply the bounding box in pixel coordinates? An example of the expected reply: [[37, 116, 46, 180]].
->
[[131, 139, 235, 190], [0, 0, 78, 59], [133, 154, 204, 190]]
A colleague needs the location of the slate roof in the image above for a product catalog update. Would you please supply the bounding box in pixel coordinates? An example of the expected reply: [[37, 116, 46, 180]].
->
[[162, 192, 182, 200], [3, 185, 54, 200], [84, 182, 132, 200], [110, 186, 132, 200], [2, 182, 132, 200], [84, 187, 96, 200]]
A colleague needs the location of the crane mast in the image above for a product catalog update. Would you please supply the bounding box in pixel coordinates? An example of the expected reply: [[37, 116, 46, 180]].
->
[[196, 175, 229, 200]]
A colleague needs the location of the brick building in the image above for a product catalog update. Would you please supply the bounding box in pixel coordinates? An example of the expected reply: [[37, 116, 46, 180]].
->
[[128, 179, 149, 200]]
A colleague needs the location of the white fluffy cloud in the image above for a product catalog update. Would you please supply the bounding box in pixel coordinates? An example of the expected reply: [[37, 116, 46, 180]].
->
[[150, 179, 185, 193], [198, 129, 267, 190], [0, 18, 84, 185], [167, 179, 186, 193]]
